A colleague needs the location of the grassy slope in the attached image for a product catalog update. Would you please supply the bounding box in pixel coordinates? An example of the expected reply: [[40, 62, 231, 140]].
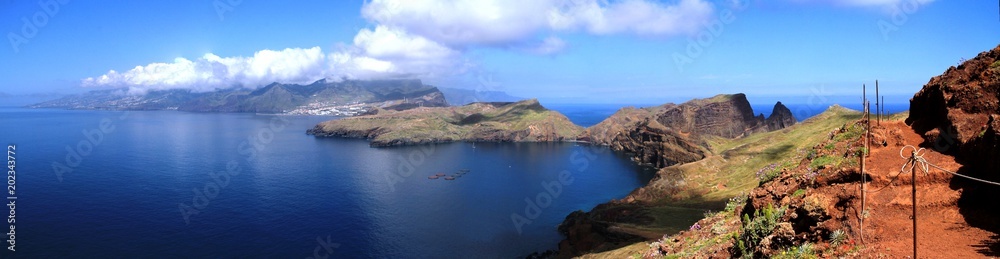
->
[[589, 105, 866, 257], [692, 105, 864, 202]]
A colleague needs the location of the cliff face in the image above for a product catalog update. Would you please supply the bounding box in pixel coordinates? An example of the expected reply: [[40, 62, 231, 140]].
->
[[907, 45, 1000, 176], [577, 94, 795, 168], [906, 44, 1000, 232], [307, 99, 583, 147], [654, 94, 762, 138], [766, 102, 796, 131]]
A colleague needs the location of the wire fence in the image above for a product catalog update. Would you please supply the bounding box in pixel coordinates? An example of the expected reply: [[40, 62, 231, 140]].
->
[[851, 82, 1000, 257]]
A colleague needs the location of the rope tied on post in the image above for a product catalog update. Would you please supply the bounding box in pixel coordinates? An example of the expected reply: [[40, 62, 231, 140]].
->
[[898, 145, 1000, 187], [862, 145, 928, 194], [899, 145, 923, 259], [899, 145, 929, 175]]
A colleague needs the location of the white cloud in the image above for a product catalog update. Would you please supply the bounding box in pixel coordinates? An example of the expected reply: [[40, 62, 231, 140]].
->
[[353, 25, 457, 61], [361, 0, 555, 47], [362, 0, 716, 47], [549, 0, 714, 36], [84, 47, 327, 92]]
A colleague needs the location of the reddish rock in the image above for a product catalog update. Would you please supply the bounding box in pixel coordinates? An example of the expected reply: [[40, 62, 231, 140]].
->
[[906, 44, 1000, 233]]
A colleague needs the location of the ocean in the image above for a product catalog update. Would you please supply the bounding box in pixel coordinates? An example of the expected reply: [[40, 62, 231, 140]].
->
[[0, 107, 657, 258]]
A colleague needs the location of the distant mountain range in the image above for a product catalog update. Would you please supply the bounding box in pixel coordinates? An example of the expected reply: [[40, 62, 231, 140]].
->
[[27, 80, 529, 113], [29, 79, 449, 113]]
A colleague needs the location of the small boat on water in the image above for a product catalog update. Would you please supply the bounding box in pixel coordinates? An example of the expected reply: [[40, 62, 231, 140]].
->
[[428, 175, 440, 179], [458, 169, 470, 173], [444, 176, 456, 180], [435, 173, 447, 177]]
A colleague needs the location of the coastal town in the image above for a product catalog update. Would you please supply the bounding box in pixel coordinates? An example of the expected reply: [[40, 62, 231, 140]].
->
[[285, 101, 370, 116]]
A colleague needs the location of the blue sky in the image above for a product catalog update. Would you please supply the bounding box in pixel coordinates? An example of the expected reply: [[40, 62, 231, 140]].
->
[[1, 0, 998, 105]]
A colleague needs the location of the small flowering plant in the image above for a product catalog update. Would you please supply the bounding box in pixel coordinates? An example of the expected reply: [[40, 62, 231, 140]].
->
[[756, 163, 780, 183], [689, 222, 701, 231]]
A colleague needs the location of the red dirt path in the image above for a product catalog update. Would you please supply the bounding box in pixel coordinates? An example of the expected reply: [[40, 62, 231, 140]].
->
[[856, 120, 996, 258]]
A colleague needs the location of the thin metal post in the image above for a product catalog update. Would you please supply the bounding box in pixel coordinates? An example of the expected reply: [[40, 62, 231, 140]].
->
[[912, 156, 918, 258], [860, 101, 867, 245]]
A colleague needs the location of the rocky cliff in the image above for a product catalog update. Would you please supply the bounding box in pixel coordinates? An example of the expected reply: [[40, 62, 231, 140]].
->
[[307, 99, 583, 147], [906, 44, 1000, 234], [577, 94, 795, 168], [907, 44, 1000, 175], [766, 102, 796, 131], [653, 94, 763, 138]]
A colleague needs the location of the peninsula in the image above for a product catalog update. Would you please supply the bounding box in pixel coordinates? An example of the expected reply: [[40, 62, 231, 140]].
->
[[307, 99, 583, 147]]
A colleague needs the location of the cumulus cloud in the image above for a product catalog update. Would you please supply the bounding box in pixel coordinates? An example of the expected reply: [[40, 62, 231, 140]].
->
[[83, 47, 328, 93], [354, 25, 457, 61]]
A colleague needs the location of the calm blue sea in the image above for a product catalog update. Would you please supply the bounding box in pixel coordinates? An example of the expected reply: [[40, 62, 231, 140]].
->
[[0, 107, 657, 258]]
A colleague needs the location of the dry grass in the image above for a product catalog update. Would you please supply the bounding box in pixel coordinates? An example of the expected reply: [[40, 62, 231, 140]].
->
[[670, 105, 863, 203]]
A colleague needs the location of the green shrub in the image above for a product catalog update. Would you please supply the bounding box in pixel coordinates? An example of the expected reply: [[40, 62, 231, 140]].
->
[[829, 229, 847, 246], [792, 189, 806, 198], [774, 242, 819, 259], [735, 204, 786, 258], [834, 123, 865, 142]]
